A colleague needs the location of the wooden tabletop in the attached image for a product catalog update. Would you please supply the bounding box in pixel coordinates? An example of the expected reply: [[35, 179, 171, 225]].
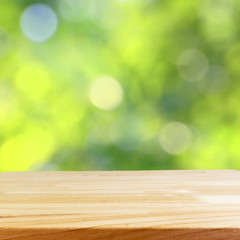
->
[[0, 170, 240, 239]]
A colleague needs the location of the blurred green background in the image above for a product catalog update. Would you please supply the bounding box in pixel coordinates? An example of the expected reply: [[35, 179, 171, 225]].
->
[[0, 0, 239, 172]]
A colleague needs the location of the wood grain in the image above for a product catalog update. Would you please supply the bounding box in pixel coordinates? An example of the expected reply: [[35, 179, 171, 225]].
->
[[0, 170, 240, 239]]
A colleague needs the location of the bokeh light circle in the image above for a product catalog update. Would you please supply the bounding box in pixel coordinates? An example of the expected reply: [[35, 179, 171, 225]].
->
[[0, 126, 56, 171], [159, 121, 192, 154], [198, 65, 229, 96], [200, 0, 235, 43], [177, 49, 209, 82], [89, 76, 123, 110], [15, 63, 51, 100], [20, 4, 58, 42]]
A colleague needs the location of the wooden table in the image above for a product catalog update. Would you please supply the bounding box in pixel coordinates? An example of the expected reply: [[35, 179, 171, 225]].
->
[[0, 170, 240, 239]]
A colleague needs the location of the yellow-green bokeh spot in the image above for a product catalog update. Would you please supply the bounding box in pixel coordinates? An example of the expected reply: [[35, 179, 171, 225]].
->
[[0, 126, 56, 171], [15, 63, 51, 101]]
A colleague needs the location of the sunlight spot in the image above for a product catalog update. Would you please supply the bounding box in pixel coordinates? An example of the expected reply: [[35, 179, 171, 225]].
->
[[15, 63, 51, 100], [177, 49, 209, 82], [89, 76, 123, 110], [198, 65, 229, 96], [200, 0, 235, 41], [0, 126, 56, 171], [201, 0, 233, 20], [159, 121, 192, 154]]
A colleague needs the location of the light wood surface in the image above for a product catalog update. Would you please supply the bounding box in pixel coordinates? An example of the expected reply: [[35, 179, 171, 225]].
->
[[0, 170, 240, 239]]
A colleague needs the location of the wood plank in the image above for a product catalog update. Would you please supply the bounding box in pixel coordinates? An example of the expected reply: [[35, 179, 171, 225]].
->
[[0, 170, 240, 239]]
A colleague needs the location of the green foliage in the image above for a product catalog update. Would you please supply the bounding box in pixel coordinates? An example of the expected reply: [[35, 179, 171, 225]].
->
[[0, 0, 239, 171]]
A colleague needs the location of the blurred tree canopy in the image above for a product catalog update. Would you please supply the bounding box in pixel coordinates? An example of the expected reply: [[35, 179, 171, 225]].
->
[[0, 0, 239, 172]]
